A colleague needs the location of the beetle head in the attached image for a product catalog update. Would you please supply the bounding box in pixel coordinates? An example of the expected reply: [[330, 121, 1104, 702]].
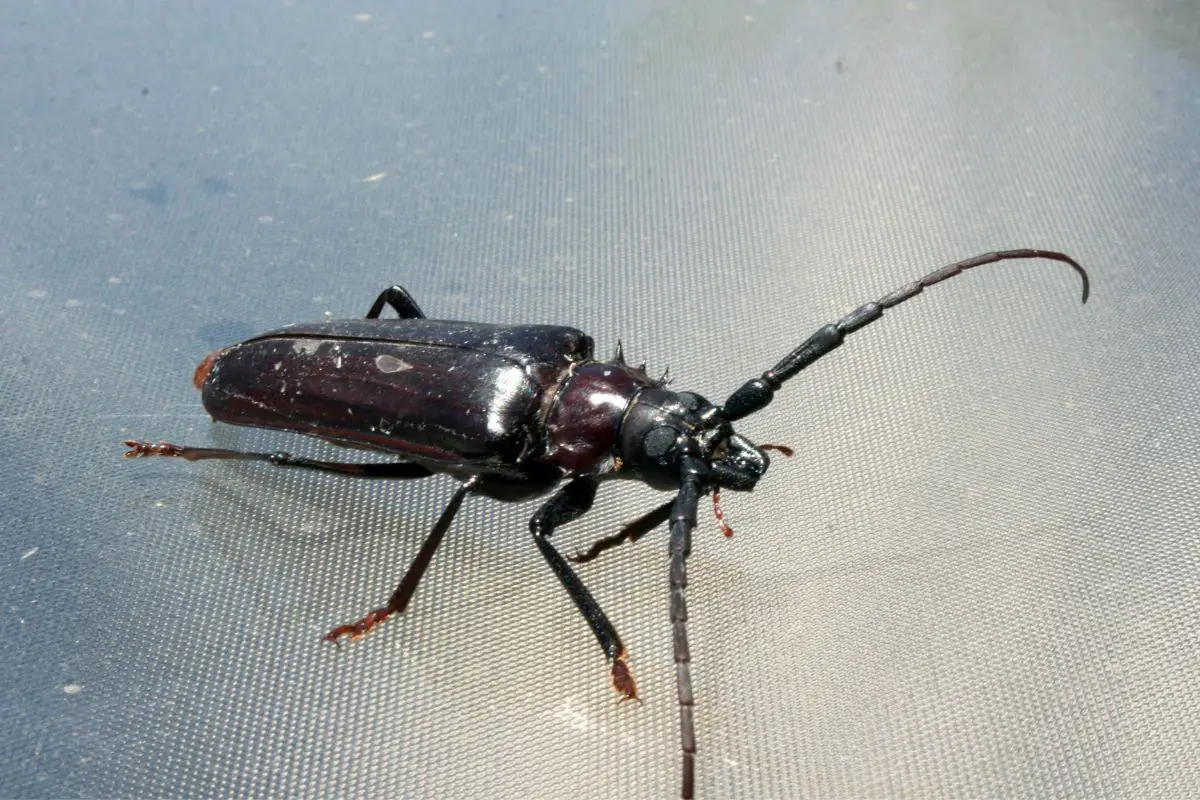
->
[[618, 388, 770, 492]]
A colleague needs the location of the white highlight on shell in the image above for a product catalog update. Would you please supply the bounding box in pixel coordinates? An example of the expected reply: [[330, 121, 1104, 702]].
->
[[375, 354, 413, 373]]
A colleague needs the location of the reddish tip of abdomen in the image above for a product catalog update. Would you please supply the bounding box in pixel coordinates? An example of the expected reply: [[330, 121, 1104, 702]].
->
[[192, 350, 220, 390]]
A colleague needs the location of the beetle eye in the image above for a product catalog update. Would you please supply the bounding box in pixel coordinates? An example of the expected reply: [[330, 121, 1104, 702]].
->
[[642, 426, 677, 463]]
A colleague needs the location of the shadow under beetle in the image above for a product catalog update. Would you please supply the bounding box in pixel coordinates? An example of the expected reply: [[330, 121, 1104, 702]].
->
[[125, 249, 1089, 799]]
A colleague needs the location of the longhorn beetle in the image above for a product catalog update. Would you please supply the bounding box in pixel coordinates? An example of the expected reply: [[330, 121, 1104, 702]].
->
[[125, 249, 1089, 798]]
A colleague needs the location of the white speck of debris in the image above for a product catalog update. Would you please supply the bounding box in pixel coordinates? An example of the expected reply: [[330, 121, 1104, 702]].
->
[[258, 216, 274, 223], [422, 31, 435, 39], [376, 354, 412, 373], [552, 698, 595, 734], [108, 277, 122, 285], [65, 298, 83, 307], [354, 13, 371, 22], [63, 684, 83, 694], [27, 289, 48, 300], [21, 547, 38, 560], [362, 172, 387, 183]]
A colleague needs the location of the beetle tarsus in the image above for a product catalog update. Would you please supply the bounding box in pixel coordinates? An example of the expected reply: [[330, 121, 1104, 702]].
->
[[323, 607, 393, 643], [123, 439, 182, 458], [612, 650, 641, 703]]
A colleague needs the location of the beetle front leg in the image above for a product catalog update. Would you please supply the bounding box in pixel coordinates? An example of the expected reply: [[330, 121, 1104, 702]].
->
[[324, 477, 478, 642], [530, 477, 639, 701], [568, 500, 673, 564]]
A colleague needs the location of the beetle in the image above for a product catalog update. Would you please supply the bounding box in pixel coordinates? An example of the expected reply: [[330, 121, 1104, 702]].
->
[[125, 249, 1089, 799]]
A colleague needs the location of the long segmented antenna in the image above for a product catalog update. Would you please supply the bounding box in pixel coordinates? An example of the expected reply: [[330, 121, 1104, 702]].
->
[[669, 440, 706, 799], [721, 249, 1089, 421]]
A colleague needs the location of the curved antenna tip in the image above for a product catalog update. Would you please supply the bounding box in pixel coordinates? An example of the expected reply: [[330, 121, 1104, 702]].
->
[[1074, 260, 1090, 304], [1053, 251, 1090, 305]]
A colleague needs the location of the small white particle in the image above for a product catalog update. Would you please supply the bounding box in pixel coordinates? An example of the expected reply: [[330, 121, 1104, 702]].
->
[[63, 684, 83, 694], [27, 289, 47, 300], [21, 547, 38, 560]]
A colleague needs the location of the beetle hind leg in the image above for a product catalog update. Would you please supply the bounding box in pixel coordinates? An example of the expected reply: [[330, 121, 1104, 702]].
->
[[365, 285, 426, 319], [123, 440, 435, 479]]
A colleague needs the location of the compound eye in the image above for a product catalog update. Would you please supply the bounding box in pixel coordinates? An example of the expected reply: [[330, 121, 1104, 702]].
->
[[642, 426, 678, 466]]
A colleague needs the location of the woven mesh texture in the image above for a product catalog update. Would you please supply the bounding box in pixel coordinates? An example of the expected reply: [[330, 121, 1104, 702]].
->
[[2, 2, 1198, 797]]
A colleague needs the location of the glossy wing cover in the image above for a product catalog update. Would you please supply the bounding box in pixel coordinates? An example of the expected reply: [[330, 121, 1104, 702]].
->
[[199, 319, 593, 471]]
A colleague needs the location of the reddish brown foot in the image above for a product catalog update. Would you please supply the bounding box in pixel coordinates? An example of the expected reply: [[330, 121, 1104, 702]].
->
[[124, 440, 184, 458], [322, 607, 394, 644], [611, 650, 641, 704], [761, 443, 795, 458]]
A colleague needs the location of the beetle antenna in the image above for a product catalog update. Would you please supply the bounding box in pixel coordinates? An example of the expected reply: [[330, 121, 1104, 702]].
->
[[669, 439, 706, 800], [720, 249, 1089, 421]]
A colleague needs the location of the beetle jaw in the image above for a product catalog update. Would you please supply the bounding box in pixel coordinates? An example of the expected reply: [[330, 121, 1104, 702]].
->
[[708, 431, 770, 492]]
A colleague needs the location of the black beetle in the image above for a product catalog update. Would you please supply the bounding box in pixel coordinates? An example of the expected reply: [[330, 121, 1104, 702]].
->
[[125, 249, 1089, 799]]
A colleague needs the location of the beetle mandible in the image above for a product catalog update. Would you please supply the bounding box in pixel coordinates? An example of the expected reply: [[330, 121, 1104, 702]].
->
[[125, 249, 1089, 799]]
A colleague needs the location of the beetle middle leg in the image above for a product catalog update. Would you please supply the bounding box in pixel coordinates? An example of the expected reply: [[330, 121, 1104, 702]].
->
[[530, 476, 639, 701], [324, 476, 479, 642]]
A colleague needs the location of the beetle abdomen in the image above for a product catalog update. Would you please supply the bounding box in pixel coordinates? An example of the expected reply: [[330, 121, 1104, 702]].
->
[[201, 334, 548, 467]]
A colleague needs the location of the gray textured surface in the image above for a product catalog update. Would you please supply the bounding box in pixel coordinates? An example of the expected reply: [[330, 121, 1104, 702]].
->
[[2, 1, 1198, 797]]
